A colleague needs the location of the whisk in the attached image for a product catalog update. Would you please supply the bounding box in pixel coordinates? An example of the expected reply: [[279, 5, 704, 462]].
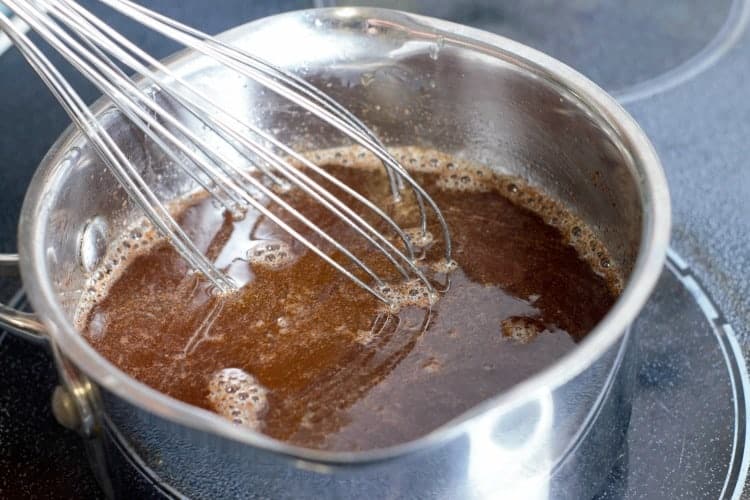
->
[[0, 0, 451, 305]]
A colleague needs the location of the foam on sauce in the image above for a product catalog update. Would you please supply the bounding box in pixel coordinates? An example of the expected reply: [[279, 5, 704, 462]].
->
[[208, 368, 268, 429], [76, 146, 621, 451]]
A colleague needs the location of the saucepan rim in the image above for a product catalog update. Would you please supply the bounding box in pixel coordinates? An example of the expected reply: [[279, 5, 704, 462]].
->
[[17, 7, 670, 465]]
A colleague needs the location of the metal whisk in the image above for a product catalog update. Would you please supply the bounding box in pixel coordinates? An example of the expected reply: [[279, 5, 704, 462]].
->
[[0, 0, 451, 304]]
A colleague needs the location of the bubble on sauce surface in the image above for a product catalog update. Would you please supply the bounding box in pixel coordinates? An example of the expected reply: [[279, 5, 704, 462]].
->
[[422, 357, 442, 373], [247, 240, 296, 269], [208, 368, 268, 430], [430, 258, 458, 274], [403, 227, 434, 249], [435, 169, 490, 192], [501, 316, 546, 345], [379, 279, 438, 312]]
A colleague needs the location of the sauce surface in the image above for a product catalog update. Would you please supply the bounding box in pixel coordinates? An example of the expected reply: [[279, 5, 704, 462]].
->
[[79, 149, 618, 451]]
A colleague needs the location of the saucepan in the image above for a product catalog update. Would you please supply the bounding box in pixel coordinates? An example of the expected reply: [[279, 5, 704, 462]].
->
[[0, 8, 669, 499]]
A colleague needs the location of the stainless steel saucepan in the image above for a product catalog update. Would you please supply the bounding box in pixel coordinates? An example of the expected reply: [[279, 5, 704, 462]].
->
[[0, 8, 669, 499]]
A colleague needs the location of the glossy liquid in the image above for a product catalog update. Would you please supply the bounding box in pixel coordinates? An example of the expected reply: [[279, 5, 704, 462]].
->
[[80, 151, 618, 451]]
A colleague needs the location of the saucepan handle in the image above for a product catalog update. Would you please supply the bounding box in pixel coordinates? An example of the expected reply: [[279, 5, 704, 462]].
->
[[0, 253, 47, 343], [0, 252, 103, 439]]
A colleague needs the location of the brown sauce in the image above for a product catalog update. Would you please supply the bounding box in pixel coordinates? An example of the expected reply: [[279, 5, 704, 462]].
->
[[78, 148, 619, 451]]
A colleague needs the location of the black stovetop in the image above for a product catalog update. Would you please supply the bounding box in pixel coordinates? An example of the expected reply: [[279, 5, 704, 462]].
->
[[1, 1, 749, 498]]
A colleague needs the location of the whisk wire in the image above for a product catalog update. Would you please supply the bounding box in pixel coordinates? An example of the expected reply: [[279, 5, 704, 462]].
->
[[42, 0, 433, 281], [16, 0, 409, 296], [0, 0, 453, 304]]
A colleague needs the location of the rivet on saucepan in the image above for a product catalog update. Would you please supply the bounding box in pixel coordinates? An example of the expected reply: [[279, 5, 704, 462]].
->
[[46, 246, 57, 267], [78, 216, 109, 273], [66, 146, 81, 161], [51, 385, 81, 432], [58, 147, 81, 171]]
